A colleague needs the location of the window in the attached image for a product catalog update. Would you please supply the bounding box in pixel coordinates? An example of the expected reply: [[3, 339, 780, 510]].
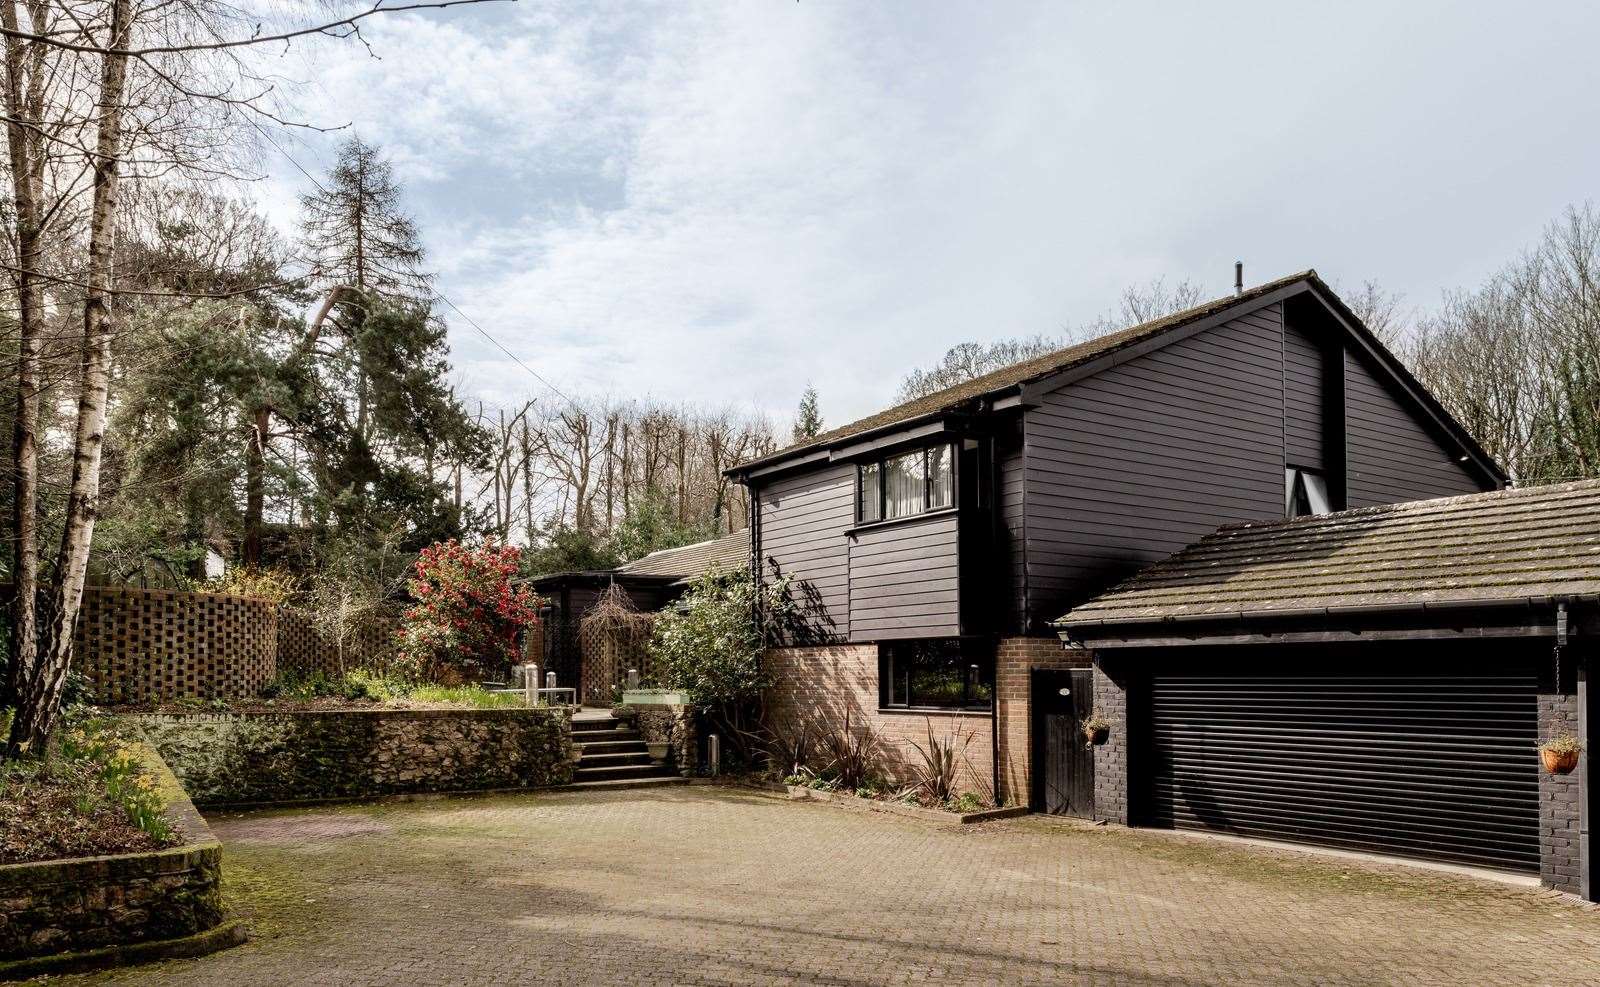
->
[[1285, 466, 1331, 517], [856, 443, 956, 523], [879, 638, 995, 711], [858, 462, 882, 523]]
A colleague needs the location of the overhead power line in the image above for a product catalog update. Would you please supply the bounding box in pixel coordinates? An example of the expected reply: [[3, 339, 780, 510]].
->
[[254, 121, 577, 409]]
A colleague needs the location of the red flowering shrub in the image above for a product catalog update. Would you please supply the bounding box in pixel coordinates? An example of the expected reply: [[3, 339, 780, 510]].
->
[[395, 540, 540, 683]]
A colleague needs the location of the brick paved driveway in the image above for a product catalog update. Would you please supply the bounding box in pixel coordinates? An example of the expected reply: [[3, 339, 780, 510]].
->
[[58, 786, 1600, 985]]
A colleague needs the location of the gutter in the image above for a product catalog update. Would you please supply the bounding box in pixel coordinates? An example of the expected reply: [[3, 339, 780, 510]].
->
[[1054, 594, 1598, 642]]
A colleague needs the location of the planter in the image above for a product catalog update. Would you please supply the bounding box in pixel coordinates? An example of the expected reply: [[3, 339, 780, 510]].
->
[[1085, 725, 1110, 746], [621, 689, 691, 706], [1541, 747, 1580, 775]]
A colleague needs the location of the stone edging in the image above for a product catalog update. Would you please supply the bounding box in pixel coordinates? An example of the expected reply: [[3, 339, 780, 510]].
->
[[0, 742, 241, 975], [726, 779, 1030, 824], [0, 918, 246, 981]]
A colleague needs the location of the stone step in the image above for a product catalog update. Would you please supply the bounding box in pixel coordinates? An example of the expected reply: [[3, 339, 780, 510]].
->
[[572, 716, 627, 732], [562, 775, 691, 793], [573, 729, 642, 744], [574, 739, 648, 755], [573, 763, 681, 782], [577, 751, 655, 767]]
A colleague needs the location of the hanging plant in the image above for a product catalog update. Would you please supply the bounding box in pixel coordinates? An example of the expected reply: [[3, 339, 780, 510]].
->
[[1082, 715, 1111, 748], [1539, 734, 1583, 775]]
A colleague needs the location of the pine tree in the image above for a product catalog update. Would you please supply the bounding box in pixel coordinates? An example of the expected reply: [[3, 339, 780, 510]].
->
[[292, 137, 484, 542], [792, 385, 823, 442]]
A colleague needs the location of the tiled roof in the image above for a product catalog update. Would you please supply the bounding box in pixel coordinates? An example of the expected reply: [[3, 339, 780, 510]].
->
[[618, 529, 750, 581], [1055, 479, 1600, 630], [731, 270, 1318, 473]]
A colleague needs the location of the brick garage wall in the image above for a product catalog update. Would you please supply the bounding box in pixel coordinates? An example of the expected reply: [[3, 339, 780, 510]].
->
[[765, 645, 994, 801], [131, 707, 575, 805], [1091, 655, 1131, 825], [994, 637, 1091, 806], [72, 587, 278, 703], [1539, 650, 1583, 895]]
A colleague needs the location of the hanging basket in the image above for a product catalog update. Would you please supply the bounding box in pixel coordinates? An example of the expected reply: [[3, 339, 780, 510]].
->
[[1541, 747, 1580, 775]]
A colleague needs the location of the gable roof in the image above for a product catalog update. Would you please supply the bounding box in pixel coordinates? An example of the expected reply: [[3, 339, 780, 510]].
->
[[729, 270, 1503, 485], [1054, 478, 1600, 634], [618, 529, 749, 581], [732, 271, 1315, 474]]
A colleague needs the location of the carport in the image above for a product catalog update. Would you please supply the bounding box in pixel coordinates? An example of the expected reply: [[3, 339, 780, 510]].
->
[[1054, 479, 1598, 900]]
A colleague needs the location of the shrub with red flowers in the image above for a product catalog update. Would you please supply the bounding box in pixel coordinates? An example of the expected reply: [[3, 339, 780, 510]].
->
[[395, 540, 540, 683]]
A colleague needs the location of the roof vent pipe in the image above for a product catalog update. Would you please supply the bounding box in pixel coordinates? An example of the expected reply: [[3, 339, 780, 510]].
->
[[1234, 261, 1244, 296]]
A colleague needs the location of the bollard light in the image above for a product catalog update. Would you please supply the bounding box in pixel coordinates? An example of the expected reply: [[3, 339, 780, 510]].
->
[[523, 663, 538, 708], [627, 667, 640, 691], [708, 733, 721, 777]]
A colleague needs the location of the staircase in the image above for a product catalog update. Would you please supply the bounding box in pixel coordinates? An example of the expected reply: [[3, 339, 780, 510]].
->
[[569, 713, 688, 790]]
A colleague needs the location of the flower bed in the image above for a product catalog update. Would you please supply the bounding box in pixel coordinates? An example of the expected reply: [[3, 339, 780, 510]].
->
[[0, 738, 239, 974], [107, 669, 524, 715], [1, 719, 177, 866]]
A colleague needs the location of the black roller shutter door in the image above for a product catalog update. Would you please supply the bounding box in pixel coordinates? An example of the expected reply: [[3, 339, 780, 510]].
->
[[1144, 648, 1541, 873]]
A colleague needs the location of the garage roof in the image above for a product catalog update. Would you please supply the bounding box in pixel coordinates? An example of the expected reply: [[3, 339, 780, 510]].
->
[[617, 529, 749, 581], [1054, 478, 1600, 632]]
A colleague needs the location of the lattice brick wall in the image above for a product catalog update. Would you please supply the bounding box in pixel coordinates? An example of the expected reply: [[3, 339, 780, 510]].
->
[[276, 608, 400, 678], [72, 586, 279, 703]]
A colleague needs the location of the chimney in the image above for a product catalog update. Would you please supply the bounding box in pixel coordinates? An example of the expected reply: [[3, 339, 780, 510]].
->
[[1234, 261, 1244, 296]]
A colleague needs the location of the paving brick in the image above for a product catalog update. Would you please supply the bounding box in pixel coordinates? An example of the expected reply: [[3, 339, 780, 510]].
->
[[54, 786, 1600, 986]]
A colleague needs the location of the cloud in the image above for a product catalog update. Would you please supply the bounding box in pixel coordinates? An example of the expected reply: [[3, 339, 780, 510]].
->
[[251, 0, 1600, 431]]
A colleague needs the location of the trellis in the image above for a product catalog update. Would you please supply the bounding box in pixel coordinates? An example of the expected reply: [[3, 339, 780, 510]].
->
[[578, 584, 656, 704]]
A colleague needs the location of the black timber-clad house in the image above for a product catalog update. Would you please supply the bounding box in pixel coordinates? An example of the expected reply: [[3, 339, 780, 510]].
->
[[1056, 480, 1599, 900], [726, 271, 1508, 833]]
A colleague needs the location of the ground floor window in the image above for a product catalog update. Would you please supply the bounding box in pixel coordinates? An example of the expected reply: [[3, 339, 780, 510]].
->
[[879, 638, 994, 711]]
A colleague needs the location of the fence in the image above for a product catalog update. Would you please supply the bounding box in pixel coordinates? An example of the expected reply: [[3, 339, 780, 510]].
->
[[5, 585, 399, 703]]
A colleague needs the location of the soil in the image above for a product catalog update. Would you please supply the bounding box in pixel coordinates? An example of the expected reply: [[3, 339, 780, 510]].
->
[[0, 762, 170, 865]]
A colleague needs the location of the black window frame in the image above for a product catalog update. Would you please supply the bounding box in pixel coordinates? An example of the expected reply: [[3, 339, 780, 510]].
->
[[878, 638, 995, 713], [855, 442, 957, 525]]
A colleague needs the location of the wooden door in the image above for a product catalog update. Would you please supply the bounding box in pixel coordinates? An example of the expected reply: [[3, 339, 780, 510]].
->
[[1033, 668, 1094, 817]]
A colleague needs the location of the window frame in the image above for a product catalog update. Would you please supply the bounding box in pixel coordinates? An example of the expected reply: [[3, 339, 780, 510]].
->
[[855, 442, 958, 525], [1285, 465, 1332, 518], [877, 638, 996, 713]]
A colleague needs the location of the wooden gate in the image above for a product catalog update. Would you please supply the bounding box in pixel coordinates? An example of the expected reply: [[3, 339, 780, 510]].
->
[[1032, 668, 1095, 817]]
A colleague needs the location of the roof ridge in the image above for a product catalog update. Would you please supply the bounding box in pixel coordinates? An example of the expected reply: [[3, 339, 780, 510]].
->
[[733, 270, 1319, 473]]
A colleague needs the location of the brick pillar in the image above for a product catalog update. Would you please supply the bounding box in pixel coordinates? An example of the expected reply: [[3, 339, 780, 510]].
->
[[994, 637, 1090, 806], [1092, 656, 1130, 825], [1540, 648, 1583, 894]]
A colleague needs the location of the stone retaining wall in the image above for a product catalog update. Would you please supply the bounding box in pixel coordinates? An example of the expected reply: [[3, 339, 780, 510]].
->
[[633, 705, 697, 775], [129, 707, 575, 805], [0, 746, 227, 963]]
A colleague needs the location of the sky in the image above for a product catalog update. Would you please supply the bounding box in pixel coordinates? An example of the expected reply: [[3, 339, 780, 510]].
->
[[251, 0, 1600, 430]]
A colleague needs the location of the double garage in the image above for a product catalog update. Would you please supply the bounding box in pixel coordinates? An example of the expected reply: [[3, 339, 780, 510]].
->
[[1138, 643, 1549, 875], [1056, 481, 1597, 900]]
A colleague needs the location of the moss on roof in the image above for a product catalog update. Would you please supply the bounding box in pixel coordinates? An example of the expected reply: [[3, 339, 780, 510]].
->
[[1055, 478, 1600, 628]]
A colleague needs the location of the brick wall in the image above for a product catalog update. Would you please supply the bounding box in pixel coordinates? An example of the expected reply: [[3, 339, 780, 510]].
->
[[276, 608, 400, 678], [1539, 652, 1583, 894], [765, 644, 995, 801], [72, 587, 279, 703], [1092, 656, 1130, 824], [28, 585, 400, 704], [994, 637, 1090, 806]]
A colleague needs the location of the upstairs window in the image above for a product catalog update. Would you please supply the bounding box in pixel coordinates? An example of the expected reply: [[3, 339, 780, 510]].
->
[[1285, 466, 1331, 517], [879, 638, 994, 711], [856, 443, 956, 524]]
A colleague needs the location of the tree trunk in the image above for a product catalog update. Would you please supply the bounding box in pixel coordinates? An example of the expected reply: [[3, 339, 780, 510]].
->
[[243, 404, 269, 567], [7, 0, 132, 757], [0, 0, 44, 718]]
